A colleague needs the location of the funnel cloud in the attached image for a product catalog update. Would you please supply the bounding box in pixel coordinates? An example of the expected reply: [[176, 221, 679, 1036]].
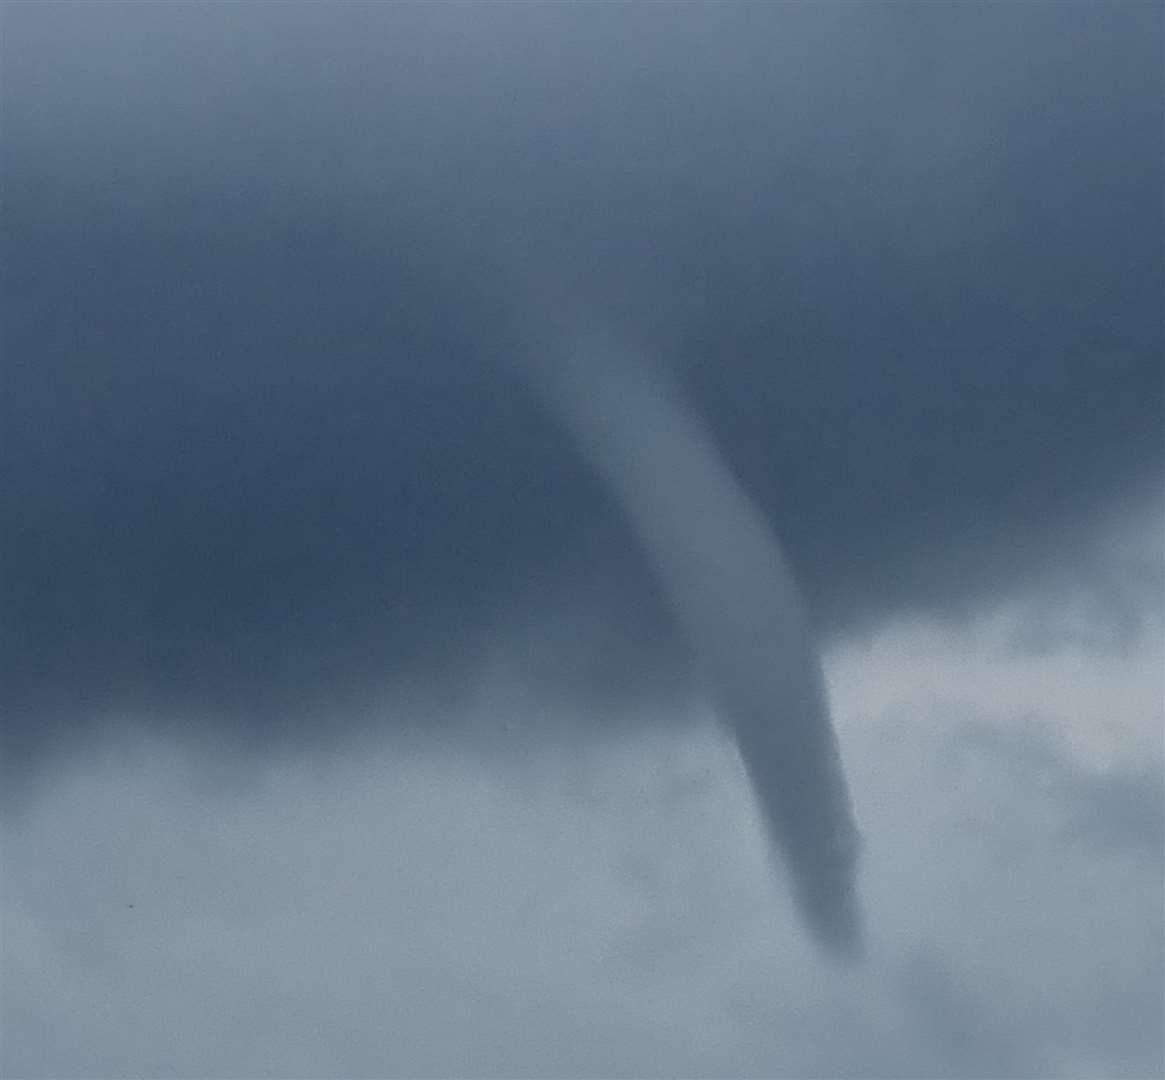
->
[[528, 323, 862, 955]]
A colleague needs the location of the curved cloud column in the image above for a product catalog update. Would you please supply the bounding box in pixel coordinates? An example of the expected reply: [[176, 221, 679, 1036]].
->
[[530, 326, 863, 957]]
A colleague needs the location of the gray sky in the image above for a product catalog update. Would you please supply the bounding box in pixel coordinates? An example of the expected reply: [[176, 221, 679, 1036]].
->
[[2, 2, 1162, 1076]]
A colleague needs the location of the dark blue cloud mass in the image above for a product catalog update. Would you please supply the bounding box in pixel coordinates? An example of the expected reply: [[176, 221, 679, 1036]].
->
[[2, 2, 1161, 790]]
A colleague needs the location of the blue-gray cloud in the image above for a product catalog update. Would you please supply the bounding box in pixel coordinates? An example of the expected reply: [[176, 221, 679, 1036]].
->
[[2, 2, 1161, 784]]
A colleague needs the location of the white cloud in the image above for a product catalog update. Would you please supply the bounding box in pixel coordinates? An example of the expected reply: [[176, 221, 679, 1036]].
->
[[827, 494, 1164, 770]]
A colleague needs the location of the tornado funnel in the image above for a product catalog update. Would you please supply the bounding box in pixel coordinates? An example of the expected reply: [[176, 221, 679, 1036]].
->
[[530, 325, 863, 957]]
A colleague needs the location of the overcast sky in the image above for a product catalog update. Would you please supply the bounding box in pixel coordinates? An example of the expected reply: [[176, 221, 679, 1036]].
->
[[2, 2, 1162, 1077]]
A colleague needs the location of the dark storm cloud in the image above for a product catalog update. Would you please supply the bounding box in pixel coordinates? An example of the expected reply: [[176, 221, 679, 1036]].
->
[[2, 2, 1162, 775]]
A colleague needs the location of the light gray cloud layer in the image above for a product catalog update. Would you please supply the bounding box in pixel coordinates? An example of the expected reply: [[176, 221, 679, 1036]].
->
[[4, 503, 1161, 1076], [3, 611, 1161, 1077]]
